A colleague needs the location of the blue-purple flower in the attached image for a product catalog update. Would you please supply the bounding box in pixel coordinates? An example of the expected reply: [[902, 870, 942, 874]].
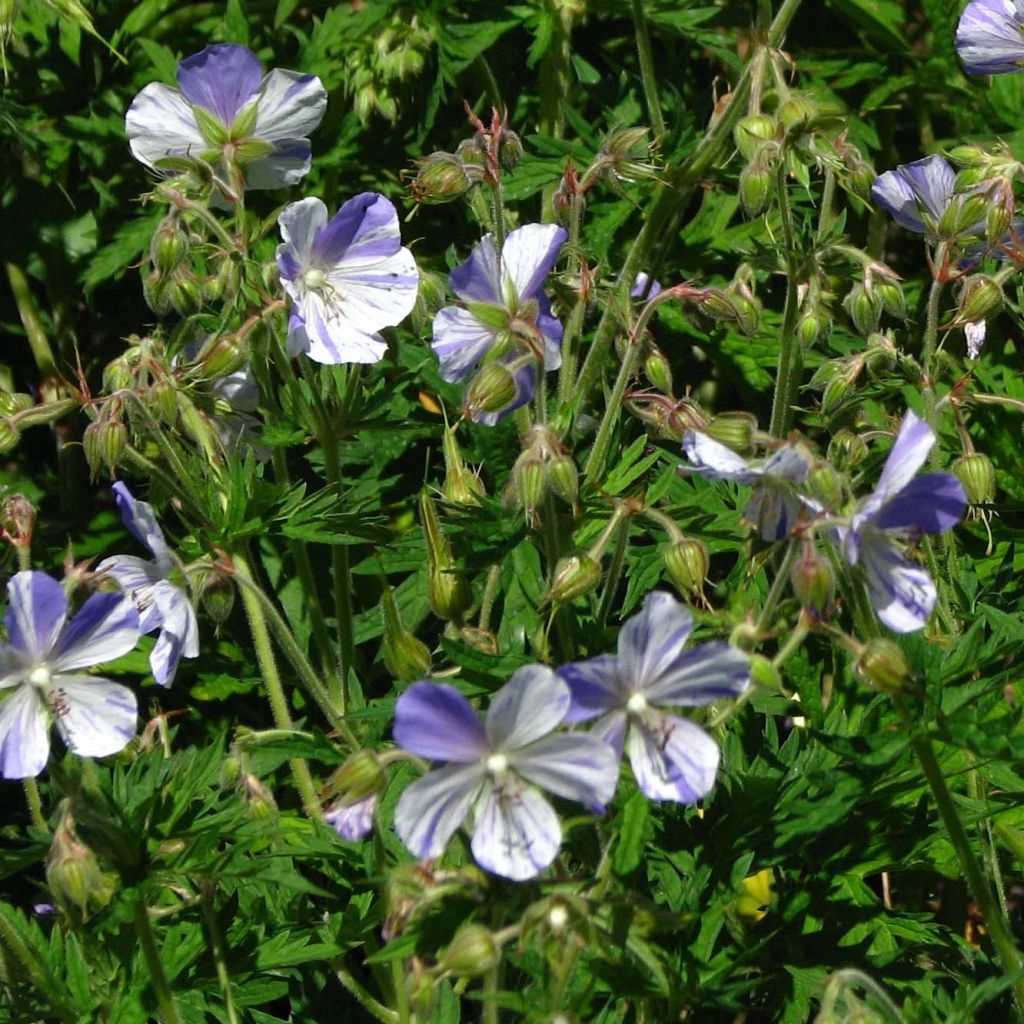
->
[[393, 666, 618, 881], [0, 572, 140, 779], [276, 194, 419, 364], [956, 0, 1024, 75], [97, 484, 199, 686], [558, 592, 749, 803], [839, 411, 967, 633], [326, 794, 378, 841], [682, 431, 816, 540], [871, 156, 962, 236], [431, 223, 567, 424], [126, 43, 327, 191]]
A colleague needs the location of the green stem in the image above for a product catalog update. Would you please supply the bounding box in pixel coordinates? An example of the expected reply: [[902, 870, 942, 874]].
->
[[200, 893, 240, 1024], [630, 0, 666, 139], [336, 961, 399, 1024], [22, 779, 47, 832], [482, 959, 500, 1024], [134, 898, 185, 1024], [556, 194, 586, 411], [768, 162, 802, 438], [5, 263, 57, 378], [909, 728, 1024, 1017], [754, 540, 799, 635], [921, 268, 945, 428], [391, 960, 410, 1024], [585, 337, 639, 478], [234, 550, 321, 817], [596, 514, 630, 630], [478, 563, 502, 632]]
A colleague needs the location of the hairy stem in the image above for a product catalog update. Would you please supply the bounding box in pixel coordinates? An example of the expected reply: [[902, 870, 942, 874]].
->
[[768, 162, 802, 438], [631, 0, 665, 139], [134, 898, 185, 1024]]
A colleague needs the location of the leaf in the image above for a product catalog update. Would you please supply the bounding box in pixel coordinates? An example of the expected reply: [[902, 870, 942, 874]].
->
[[612, 790, 650, 874]]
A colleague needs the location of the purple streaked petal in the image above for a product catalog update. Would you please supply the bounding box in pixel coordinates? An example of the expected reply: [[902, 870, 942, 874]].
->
[[177, 44, 262, 126], [245, 142, 313, 190], [558, 655, 624, 722], [313, 192, 401, 266], [148, 582, 199, 686], [5, 572, 67, 664], [112, 483, 174, 571], [277, 197, 329, 280], [96, 556, 165, 634], [326, 794, 377, 841], [592, 710, 627, 761], [449, 234, 501, 304], [0, 645, 28, 690], [617, 591, 694, 688], [875, 473, 967, 534], [859, 531, 936, 633], [50, 675, 137, 759], [470, 780, 561, 880], [499, 223, 567, 305], [743, 481, 803, 541], [631, 272, 662, 299], [956, 0, 1024, 74], [873, 410, 935, 502], [485, 665, 569, 751], [643, 641, 751, 708], [681, 431, 759, 484], [325, 248, 419, 333], [762, 445, 812, 483], [51, 594, 139, 673], [536, 291, 564, 371], [0, 686, 49, 779], [394, 761, 484, 858], [250, 68, 326, 142], [626, 712, 720, 803], [431, 306, 500, 383], [898, 156, 956, 224], [394, 682, 488, 762], [513, 732, 619, 810], [296, 294, 389, 365], [871, 169, 928, 234], [125, 83, 207, 171]]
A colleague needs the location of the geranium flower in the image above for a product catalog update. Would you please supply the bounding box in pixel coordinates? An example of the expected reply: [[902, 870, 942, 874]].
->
[[431, 223, 567, 423], [126, 43, 327, 191], [558, 592, 749, 803], [871, 156, 962, 236], [325, 794, 378, 841], [956, 0, 1024, 75], [97, 484, 199, 686], [393, 666, 618, 881], [0, 572, 140, 779], [838, 411, 967, 633], [276, 194, 419, 364], [682, 431, 816, 540]]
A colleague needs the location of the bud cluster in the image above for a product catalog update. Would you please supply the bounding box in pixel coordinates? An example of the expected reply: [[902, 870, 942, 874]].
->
[[506, 426, 579, 526]]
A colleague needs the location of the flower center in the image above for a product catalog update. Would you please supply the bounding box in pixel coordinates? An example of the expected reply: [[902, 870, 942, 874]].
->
[[302, 267, 328, 291], [485, 753, 509, 777], [626, 691, 648, 715], [28, 665, 51, 688]]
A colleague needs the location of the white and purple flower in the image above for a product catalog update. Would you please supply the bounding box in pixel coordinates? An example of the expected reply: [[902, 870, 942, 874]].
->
[[682, 431, 816, 540], [956, 0, 1024, 75], [871, 156, 962, 237], [0, 572, 140, 779], [559, 592, 749, 803], [97, 483, 199, 686], [431, 223, 567, 424], [326, 794, 378, 841], [276, 194, 419, 364], [126, 43, 327, 191], [393, 666, 618, 881], [838, 411, 967, 633]]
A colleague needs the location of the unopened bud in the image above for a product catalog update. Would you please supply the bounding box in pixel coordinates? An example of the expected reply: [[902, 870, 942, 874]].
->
[[142, 269, 173, 316], [103, 356, 136, 392], [150, 378, 179, 425], [987, 201, 1012, 244], [548, 453, 579, 508], [733, 114, 777, 160], [947, 144, 987, 166], [644, 348, 673, 394], [797, 310, 828, 348], [324, 749, 387, 804], [662, 538, 709, 597], [956, 274, 1003, 324], [166, 269, 203, 316], [806, 461, 844, 510], [778, 94, 818, 130], [789, 544, 835, 616], [464, 362, 517, 417], [843, 282, 881, 336], [440, 924, 500, 978], [242, 773, 278, 819], [0, 494, 35, 549], [442, 427, 484, 506], [0, 418, 19, 453], [421, 492, 472, 623], [938, 193, 989, 237], [739, 158, 774, 218], [876, 281, 906, 319], [499, 130, 524, 172], [83, 418, 127, 477], [200, 574, 235, 625], [46, 810, 117, 920], [704, 412, 756, 454], [381, 585, 432, 681], [515, 456, 549, 519], [0, 392, 32, 417], [411, 152, 473, 204], [201, 336, 249, 378], [855, 638, 911, 694], [953, 452, 995, 504], [546, 553, 601, 605], [150, 216, 189, 273]]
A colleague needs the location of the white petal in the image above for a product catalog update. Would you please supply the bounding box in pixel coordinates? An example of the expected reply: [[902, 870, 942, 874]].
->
[[499, 223, 567, 304], [245, 144, 313, 190], [296, 294, 389, 365], [328, 248, 419, 333], [96, 555, 165, 634], [277, 197, 329, 272], [471, 780, 561, 880], [681, 431, 759, 483], [51, 674, 137, 759], [431, 305, 500, 383], [5, 571, 67, 664], [514, 732, 619, 809], [125, 83, 207, 170], [0, 686, 50, 779], [859, 529, 936, 633], [627, 712, 720, 803], [50, 593, 140, 673], [251, 70, 327, 142], [394, 762, 484, 859], [873, 410, 935, 502], [617, 591, 694, 688], [485, 665, 570, 752]]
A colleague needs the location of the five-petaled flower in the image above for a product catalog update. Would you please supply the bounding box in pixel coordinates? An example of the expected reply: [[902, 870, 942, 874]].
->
[[97, 483, 199, 686], [0, 572, 140, 779], [955, 0, 1024, 75], [871, 156, 964, 237], [838, 410, 967, 633], [558, 592, 750, 803], [431, 223, 567, 424], [682, 431, 816, 541], [126, 43, 327, 193], [276, 194, 420, 364], [393, 666, 618, 881]]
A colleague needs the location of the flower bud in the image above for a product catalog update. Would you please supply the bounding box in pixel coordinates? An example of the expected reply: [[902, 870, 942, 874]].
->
[[733, 114, 777, 160], [204, 257, 241, 304], [820, 375, 854, 417], [987, 201, 1013, 244], [514, 456, 549, 522], [150, 216, 189, 273], [464, 362, 517, 417], [956, 274, 1003, 324], [381, 585, 432, 681], [778, 94, 818, 130], [411, 152, 473, 204], [855, 638, 911, 694], [948, 144, 987, 166], [83, 418, 127, 477], [0, 493, 35, 549], [953, 452, 995, 505], [797, 309, 829, 348], [499, 129, 524, 172], [142, 269, 173, 316], [439, 924, 500, 979], [789, 543, 835, 617], [545, 553, 601, 605], [200, 573, 235, 625], [806, 461, 844, 510], [548, 453, 579, 509], [103, 352, 138, 392], [842, 156, 876, 199], [662, 538, 709, 598], [876, 281, 906, 319], [421, 492, 472, 623], [827, 429, 866, 470], [0, 418, 19, 453], [938, 193, 989, 238], [242, 773, 278, 819], [843, 282, 881, 336], [0, 391, 31, 417], [324, 749, 387, 804], [739, 157, 774, 218], [704, 412, 756, 454], [150, 378, 180, 425], [46, 808, 117, 920], [643, 347, 673, 394]]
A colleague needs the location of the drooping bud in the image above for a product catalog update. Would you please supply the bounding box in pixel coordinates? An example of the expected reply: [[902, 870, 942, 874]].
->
[[0, 417, 19, 453], [410, 152, 474, 204], [545, 553, 601, 605], [805, 461, 844, 511], [498, 129, 524, 172], [953, 452, 996, 505], [827, 429, 867, 470], [464, 361, 517, 417], [150, 215, 189, 273], [83, 417, 127, 478], [704, 412, 756, 454], [662, 538, 709, 598], [855, 638, 911, 694], [789, 542, 835, 618], [937, 193, 990, 238], [739, 156, 775, 218], [442, 426, 485, 506], [200, 573, 235, 625], [843, 281, 881, 336], [778, 94, 819, 131], [0, 493, 35, 550], [323, 749, 388, 805], [513, 456, 549, 525], [733, 114, 777, 160], [797, 309, 828, 348], [875, 281, 906, 320], [241, 773, 278, 820], [0, 391, 33, 417], [150, 378, 179, 426], [643, 346, 673, 394], [956, 274, 1003, 325], [439, 924, 501, 979], [166, 268, 203, 317], [46, 805, 117, 921], [547, 453, 579, 510], [421, 492, 472, 623], [381, 585, 432, 681]]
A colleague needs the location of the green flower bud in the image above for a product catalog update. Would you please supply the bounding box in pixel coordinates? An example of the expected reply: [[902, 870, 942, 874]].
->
[[827, 429, 867, 469], [440, 924, 500, 979], [956, 275, 1003, 324], [442, 428, 484, 506], [938, 193, 990, 238], [83, 418, 126, 477], [46, 809, 117, 920], [242, 773, 278, 820], [730, 291, 761, 335], [411, 152, 473, 204], [876, 281, 906, 319], [220, 753, 242, 787], [514, 456, 549, 520], [421, 492, 472, 623], [733, 114, 777, 160], [464, 362, 517, 417], [201, 335, 249, 378], [204, 256, 241, 304], [548, 453, 579, 509], [167, 269, 203, 316], [200, 574, 235, 625], [644, 347, 673, 394], [806, 461, 844, 510], [151, 379, 179, 426], [778, 94, 818, 130], [789, 544, 835, 616], [0, 418, 19, 454], [947, 144, 987, 166], [0, 391, 32, 416], [797, 309, 828, 348], [0, 493, 35, 548], [842, 157, 876, 200], [704, 412, 756, 454], [499, 129, 524, 172], [855, 638, 911, 694], [739, 158, 774, 218], [192, 105, 229, 146], [820, 375, 853, 416], [662, 538, 709, 598], [843, 282, 881, 336], [381, 585, 432, 681], [546, 553, 602, 605], [987, 200, 1012, 244], [324, 749, 387, 804], [150, 216, 189, 273], [954, 452, 996, 505], [142, 268, 173, 316]]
